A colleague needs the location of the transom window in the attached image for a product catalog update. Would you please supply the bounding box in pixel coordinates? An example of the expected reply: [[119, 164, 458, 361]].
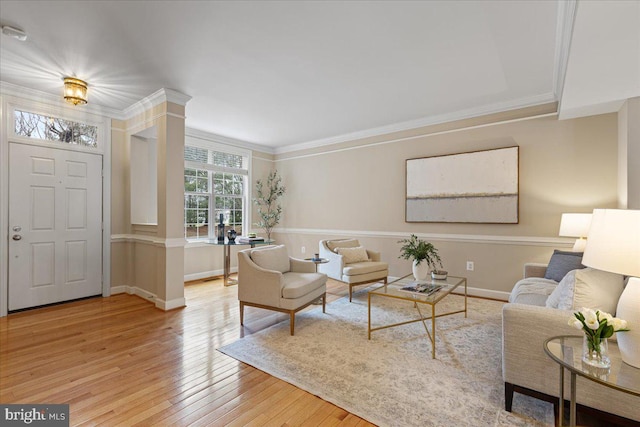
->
[[184, 142, 249, 240], [14, 110, 98, 148]]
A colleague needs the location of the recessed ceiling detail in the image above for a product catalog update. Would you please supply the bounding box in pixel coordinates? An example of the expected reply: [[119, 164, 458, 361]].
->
[[1, 1, 636, 149]]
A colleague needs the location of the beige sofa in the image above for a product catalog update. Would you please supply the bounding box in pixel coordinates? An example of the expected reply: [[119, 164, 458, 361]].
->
[[502, 263, 639, 425]]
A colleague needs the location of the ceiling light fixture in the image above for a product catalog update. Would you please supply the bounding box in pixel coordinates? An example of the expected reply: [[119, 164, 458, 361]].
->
[[1, 25, 28, 41], [63, 77, 88, 105]]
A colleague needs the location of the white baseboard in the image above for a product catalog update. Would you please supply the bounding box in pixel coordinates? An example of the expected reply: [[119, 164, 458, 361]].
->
[[155, 297, 186, 311], [109, 285, 186, 310], [110, 285, 128, 294], [456, 287, 509, 301], [184, 267, 237, 282]]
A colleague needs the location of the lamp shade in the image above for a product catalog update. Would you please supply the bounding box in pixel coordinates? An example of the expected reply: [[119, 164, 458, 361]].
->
[[582, 209, 640, 276], [583, 209, 640, 368], [559, 213, 592, 238]]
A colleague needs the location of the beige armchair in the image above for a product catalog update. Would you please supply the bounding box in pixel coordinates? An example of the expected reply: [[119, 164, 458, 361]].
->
[[237, 245, 327, 335], [318, 239, 388, 302]]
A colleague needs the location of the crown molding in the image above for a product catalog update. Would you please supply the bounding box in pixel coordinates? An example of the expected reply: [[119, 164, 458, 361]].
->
[[0, 81, 123, 118], [554, 0, 578, 103], [185, 126, 275, 155], [121, 88, 192, 120], [274, 93, 557, 155]]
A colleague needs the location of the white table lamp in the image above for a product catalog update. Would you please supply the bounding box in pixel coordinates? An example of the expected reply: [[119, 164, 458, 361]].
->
[[582, 209, 640, 368], [559, 213, 592, 252]]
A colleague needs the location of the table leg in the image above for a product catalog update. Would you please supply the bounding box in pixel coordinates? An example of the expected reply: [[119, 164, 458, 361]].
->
[[569, 372, 576, 427], [558, 366, 565, 427], [464, 278, 468, 318], [368, 293, 372, 340], [431, 304, 436, 359], [223, 244, 233, 287]]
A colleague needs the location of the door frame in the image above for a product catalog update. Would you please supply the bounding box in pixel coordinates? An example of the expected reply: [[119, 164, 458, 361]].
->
[[0, 91, 112, 317]]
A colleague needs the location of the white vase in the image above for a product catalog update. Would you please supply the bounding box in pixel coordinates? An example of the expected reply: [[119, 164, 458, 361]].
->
[[412, 260, 429, 280], [616, 277, 640, 368]]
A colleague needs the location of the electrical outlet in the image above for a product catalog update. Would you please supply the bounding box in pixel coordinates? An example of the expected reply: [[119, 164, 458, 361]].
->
[[301, 246, 306, 254], [466, 261, 474, 271]]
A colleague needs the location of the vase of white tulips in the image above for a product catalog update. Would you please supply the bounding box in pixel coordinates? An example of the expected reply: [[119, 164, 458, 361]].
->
[[569, 308, 629, 369]]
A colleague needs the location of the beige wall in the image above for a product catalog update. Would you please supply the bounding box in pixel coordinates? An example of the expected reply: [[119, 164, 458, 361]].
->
[[271, 112, 618, 297]]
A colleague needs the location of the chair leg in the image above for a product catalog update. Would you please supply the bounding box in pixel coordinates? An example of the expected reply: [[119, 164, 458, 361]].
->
[[322, 292, 326, 313], [290, 311, 295, 336], [349, 285, 353, 302], [240, 301, 244, 326]]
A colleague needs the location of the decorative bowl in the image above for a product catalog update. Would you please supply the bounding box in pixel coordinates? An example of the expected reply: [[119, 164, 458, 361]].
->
[[431, 270, 448, 280]]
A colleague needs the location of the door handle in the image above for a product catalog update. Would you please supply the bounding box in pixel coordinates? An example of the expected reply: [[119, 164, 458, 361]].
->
[[12, 234, 22, 241]]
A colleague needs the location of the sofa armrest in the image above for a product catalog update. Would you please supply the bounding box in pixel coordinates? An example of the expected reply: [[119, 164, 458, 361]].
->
[[366, 249, 381, 262], [290, 257, 316, 273], [502, 303, 576, 396], [318, 241, 344, 280], [524, 263, 547, 279]]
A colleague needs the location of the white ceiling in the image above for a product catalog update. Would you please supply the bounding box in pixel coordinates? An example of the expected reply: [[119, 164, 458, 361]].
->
[[0, 1, 638, 151]]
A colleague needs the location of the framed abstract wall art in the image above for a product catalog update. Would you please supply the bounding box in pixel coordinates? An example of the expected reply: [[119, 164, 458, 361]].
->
[[405, 146, 519, 223]]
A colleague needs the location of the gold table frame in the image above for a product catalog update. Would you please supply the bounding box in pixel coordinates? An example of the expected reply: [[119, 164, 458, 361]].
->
[[368, 273, 467, 359]]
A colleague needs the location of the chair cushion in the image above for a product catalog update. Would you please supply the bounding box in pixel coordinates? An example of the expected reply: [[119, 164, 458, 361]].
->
[[547, 267, 625, 314], [343, 261, 388, 276], [508, 277, 558, 306], [281, 272, 326, 299], [544, 250, 585, 282], [250, 245, 290, 273], [326, 239, 360, 252], [336, 246, 369, 264]]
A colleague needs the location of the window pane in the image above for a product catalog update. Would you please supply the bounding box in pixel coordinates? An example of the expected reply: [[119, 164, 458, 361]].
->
[[184, 146, 208, 163], [185, 175, 197, 192], [14, 110, 98, 148], [184, 145, 247, 239], [196, 177, 209, 193], [212, 151, 243, 169], [197, 195, 209, 209], [185, 195, 197, 209]]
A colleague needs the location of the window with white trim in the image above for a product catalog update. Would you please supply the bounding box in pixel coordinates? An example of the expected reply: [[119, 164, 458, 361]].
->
[[14, 110, 98, 148], [184, 141, 249, 240]]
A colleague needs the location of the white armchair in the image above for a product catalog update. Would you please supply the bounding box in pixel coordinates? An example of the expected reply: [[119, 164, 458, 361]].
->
[[237, 245, 327, 335], [318, 239, 388, 302]]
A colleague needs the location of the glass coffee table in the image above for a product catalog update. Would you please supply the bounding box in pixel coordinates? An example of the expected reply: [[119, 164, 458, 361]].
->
[[368, 273, 467, 359]]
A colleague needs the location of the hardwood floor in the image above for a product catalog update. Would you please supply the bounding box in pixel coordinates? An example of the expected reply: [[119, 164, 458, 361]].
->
[[0, 278, 375, 426]]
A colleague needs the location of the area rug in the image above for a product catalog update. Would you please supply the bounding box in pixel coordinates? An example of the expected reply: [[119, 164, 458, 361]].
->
[[218, 289, 554, 427]]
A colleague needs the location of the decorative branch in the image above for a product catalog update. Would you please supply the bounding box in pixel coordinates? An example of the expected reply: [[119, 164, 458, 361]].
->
[[253, 170, 286, 241]]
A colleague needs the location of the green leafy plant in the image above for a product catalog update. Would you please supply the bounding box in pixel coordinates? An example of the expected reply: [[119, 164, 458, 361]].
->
[[253, 170, 286, 241], [398, 234, 442, 271]]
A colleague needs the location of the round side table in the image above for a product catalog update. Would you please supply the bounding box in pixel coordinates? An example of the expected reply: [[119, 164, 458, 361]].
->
[[305, 257, 329, 272], [544, 335, 640, 427]]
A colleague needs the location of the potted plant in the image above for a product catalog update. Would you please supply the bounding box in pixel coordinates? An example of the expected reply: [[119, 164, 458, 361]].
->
[[253, 170, 286, 241], [398, 234, 445, 280]]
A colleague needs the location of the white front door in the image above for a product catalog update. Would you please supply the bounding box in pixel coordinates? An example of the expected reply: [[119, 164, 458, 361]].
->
[[8, 143, 103, 311]]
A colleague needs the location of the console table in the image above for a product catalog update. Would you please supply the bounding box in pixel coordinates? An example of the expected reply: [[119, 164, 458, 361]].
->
[[205, 239, 273, 286], [544, 335, 640, 427]]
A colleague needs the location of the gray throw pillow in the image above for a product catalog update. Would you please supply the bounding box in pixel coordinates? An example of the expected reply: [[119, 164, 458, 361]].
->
[[544, 250, 585, 282]]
